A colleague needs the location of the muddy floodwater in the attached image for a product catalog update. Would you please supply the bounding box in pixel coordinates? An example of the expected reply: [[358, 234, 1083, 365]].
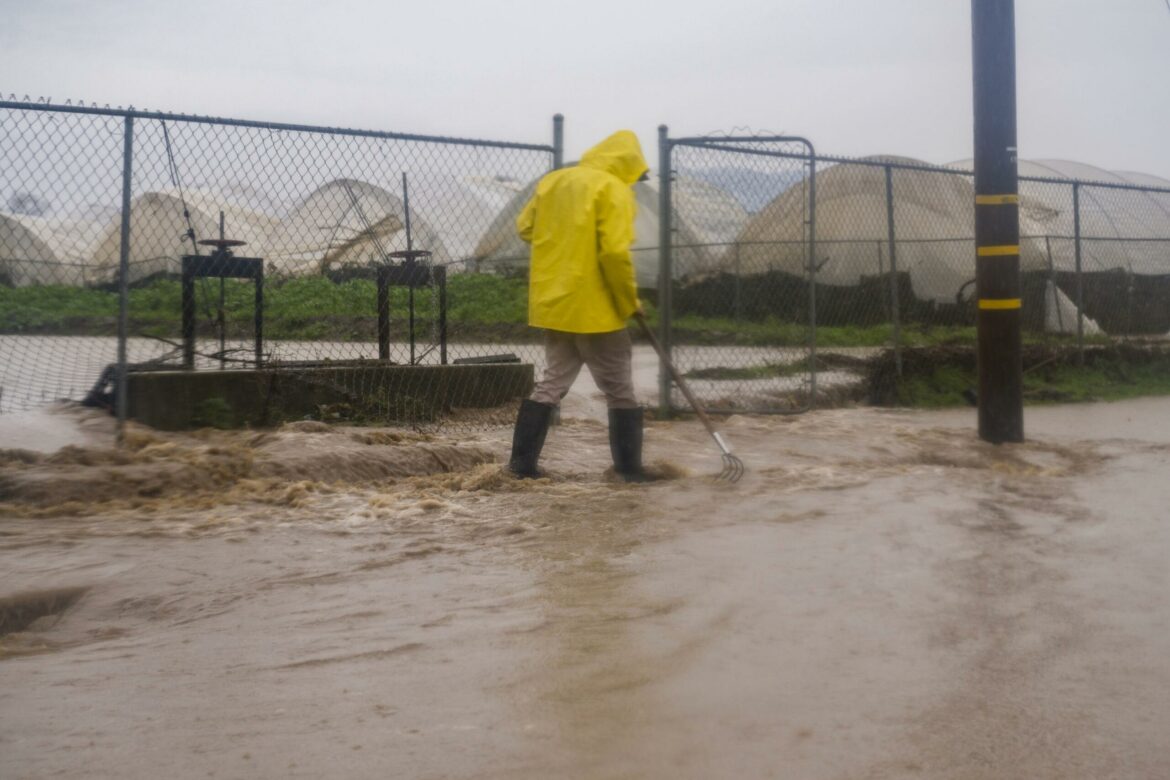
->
[[1, 397, 1169, 779]]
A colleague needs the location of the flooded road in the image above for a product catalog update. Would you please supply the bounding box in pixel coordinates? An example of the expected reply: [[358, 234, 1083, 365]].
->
[[2, 399, 1169, 778]]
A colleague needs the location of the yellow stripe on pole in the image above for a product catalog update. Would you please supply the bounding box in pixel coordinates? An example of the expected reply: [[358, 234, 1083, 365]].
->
[[975, 194, 1019, 205], [977, 245, 1019, 256], [978, 298, 1021, 310]]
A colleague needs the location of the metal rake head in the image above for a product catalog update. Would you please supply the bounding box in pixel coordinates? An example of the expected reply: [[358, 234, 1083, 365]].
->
[[710, 432, 744, 483], [718, 452, 745, 483]]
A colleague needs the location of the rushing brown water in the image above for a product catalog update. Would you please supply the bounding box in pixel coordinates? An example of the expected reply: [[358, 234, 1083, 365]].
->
[[2, 399, 1169, 779]]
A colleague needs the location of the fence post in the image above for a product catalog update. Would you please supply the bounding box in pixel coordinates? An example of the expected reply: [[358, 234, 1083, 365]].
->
[[1125, 266, 1134, 340], [657, 125, 673, 417], [1045, 234, 1063, 335], [115, 115, 134, 446], [1073, 181, 1084, 364], [377, 267, 390, 361], [807, 151, 818, 408], [884, 165, 903, 378], [733, 242, 742, 323], [552, 114, 564, 170]]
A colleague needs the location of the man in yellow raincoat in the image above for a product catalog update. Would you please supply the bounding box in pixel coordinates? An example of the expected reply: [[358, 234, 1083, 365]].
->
[[508, 130, 653, 482]]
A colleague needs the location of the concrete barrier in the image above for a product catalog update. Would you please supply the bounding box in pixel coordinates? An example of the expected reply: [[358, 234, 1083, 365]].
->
[[126, 363, 533, 430]]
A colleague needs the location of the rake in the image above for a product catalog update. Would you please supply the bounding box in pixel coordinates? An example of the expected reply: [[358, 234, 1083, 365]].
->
[[634, 313, 745, 483]]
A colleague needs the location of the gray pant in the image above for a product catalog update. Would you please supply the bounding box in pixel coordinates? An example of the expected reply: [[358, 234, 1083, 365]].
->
[[530, 329, 638, 409]]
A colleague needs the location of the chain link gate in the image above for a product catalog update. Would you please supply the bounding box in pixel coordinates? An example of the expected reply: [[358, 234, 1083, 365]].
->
[[656, 131, 817, 415]]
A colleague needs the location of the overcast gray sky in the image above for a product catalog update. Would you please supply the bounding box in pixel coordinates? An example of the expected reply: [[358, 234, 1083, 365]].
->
[[3, 0, 1168, 177]]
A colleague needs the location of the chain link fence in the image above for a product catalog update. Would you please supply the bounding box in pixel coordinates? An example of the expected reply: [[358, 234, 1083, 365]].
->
[[658, 131, 1170, 413], [1, 99, 556, 430], [4, 102, 1169, 429]]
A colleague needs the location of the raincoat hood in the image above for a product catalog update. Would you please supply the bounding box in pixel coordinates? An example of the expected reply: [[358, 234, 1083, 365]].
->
[[579, 130, 649, 186]]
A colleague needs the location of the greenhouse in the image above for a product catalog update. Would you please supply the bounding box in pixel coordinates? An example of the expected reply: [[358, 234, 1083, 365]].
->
[[264, 179, 429, 275], [688, 155, 1169, 334], [1, 212, 73, 286], [1010, 160, 1170, 333], [266, 174, 527, 275], [944, 158, 1170, 275], [88, 189, 279, 285]]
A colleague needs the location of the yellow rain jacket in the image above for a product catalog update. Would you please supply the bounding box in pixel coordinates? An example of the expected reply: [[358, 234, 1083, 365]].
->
[[516, 130, 649, 333]]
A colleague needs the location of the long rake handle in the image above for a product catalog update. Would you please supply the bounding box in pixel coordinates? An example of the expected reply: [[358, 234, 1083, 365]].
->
[[634, 313, 732, 455]]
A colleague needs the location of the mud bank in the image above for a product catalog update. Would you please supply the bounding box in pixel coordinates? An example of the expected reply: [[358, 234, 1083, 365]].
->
[[1, 400, 1169, 778], [0, 416, 495, 512], [866, 342, 1170, 407]]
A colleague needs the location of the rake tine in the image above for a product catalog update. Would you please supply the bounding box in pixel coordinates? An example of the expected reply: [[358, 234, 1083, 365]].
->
[[712, 433, 745, 483], [720, 452, 745, 483], [634, 313, 748, 484]]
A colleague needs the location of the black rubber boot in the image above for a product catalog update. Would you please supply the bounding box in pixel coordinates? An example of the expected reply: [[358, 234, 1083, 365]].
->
[[608, 407, 654, 483], [508, 399, 554, 478]]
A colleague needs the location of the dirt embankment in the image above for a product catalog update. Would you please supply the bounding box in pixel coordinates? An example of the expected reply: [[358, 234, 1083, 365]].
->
[[865, 342, 1170, 406]]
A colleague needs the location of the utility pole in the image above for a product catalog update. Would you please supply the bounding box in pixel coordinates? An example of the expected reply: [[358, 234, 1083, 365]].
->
[[972, 0, 1024, 443]]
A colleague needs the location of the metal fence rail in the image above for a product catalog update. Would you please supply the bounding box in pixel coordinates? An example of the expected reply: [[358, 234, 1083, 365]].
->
[[1, 99, 558, 432]]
